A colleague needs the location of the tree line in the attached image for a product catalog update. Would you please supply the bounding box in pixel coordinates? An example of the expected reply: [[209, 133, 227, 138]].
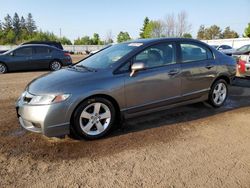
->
[[0, 13, 72, 45], [0, 12, 250, 45]]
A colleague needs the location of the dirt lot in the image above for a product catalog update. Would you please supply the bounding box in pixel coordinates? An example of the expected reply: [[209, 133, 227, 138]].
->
[[0, 56, 250, 187]]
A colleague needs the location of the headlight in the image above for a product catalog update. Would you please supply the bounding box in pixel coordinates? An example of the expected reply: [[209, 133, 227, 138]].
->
[[28, 94, 70, 105]]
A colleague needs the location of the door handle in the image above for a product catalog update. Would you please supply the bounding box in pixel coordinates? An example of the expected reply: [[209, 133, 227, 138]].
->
[[168, 69, 180, 76], [205, 65, 214, 69]]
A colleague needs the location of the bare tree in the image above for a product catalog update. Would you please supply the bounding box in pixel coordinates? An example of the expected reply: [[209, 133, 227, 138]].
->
[[151, 20, 165, 38], [175, 11, 191, 37], [105, 30, 113, 44], [165, 14, 175, 37]]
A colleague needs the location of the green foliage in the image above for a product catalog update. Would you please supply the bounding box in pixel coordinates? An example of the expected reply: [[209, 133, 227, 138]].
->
[[222, 27, 239, 38], [3, 14, 12, 31], [244, 23, 250, 38], [74, 33, 104, 45], [140, 17, 150, 38], [182, 33, 192, 38], [117, 31, 131, 43], [144, 20, 165, 38]]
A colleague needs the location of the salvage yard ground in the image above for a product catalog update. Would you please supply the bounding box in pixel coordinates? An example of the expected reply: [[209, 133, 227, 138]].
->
[[0, 55, 250, 187]]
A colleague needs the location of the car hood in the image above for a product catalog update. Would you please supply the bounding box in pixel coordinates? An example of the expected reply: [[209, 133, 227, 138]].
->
[[27, 68, 106, 95]]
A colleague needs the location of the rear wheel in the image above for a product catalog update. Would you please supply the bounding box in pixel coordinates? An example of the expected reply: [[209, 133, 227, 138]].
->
[[0, 63, 7, 74], [50, 60, 62, 71], [208, 79, 228, 108], [71, 97, 116, 140]]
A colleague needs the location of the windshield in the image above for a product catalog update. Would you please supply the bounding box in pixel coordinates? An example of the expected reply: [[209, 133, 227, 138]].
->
[[237, 45, 250, 51], [77, 43, 141, 69]]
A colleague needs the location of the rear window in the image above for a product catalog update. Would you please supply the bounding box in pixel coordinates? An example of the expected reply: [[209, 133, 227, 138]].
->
[[34, 47, 51, 54]]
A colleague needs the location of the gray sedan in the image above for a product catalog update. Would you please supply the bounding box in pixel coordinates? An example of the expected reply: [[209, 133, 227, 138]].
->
[[16, 38, 236, 139], [0, 44, 72, 73]]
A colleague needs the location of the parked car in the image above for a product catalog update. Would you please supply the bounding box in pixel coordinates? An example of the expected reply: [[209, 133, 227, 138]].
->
[[0, 44, 72, 73], [211, 45, 234, 56], [232, 44, 250, 55], [22, 41, 64, 50], [16, 38, 236, 140]]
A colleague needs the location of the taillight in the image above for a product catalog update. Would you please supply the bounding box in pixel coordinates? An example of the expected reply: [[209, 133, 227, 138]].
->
[[238, 59, 246, 74]]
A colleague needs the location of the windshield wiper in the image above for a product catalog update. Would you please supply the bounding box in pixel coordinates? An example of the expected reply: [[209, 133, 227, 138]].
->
[[75, 65, 97, 72]]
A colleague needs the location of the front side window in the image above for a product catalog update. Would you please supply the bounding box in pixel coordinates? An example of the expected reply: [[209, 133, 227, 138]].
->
[[14, 47, 32, 56], [181, 43, 212, 63], [134, 43, 176, 69]]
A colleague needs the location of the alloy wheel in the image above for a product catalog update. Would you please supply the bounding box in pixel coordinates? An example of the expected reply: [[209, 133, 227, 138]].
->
[[79, 102, 111, 136], [212, 82, 227, 105]]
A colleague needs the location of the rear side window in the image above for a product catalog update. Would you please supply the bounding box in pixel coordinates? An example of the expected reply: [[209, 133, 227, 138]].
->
[[14, 47, 32, 56], [181, 43, 213, 63], [34, 47, 51, 54]]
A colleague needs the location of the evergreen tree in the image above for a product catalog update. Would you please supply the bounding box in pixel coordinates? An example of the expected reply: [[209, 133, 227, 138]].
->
[[139, 17, 150, 38], [12, 13, 21, 35], [26, 13, 37, 33], [117, 31, 131, 43], [2, 14, 12, 31], [20, 16, 26, 29], [197, 25, 205, 39], [222, 27, 239, 38]]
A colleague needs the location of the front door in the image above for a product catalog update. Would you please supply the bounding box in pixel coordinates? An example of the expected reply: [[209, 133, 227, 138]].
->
[[11, 47, 33, 70], [124, 42, 181, 113]]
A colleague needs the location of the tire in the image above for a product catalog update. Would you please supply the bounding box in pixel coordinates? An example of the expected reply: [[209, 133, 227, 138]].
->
[[0, 63, 7, 74], [208, 79, 228, 108], [71, 97, 116, 140], [50, 60, 62, 71]]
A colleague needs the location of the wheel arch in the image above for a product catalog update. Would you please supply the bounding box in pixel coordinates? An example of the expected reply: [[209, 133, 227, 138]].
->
[[211, 74, 231, 87]]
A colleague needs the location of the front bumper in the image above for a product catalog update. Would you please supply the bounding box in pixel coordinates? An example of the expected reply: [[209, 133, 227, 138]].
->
[[16, 99, 70, 137]]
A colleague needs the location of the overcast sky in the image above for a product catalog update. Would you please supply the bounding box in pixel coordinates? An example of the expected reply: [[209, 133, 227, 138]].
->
[[0, 0, 249, 42]]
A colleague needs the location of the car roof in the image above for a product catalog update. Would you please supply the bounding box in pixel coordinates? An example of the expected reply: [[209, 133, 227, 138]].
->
[[19, 44, 60, 49], [123, 37, 209, 46]]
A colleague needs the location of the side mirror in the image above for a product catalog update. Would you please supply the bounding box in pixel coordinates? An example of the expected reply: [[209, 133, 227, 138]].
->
[[9, 52, 14, 56], [218, 47, 223, 51], [130, 62, 145, 77]]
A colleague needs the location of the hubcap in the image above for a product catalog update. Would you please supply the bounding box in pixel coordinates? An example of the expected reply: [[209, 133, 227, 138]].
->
[[51, 61, 61, 71], [213, 83, 227, 105], [79, 102, 111, 136], [0, 64, 6, 73]]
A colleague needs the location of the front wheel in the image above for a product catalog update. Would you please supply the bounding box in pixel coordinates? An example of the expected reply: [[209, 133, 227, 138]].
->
[[50, 60, 62, 71], [208, 79, 228, 108], [71, 97, 116, 140]]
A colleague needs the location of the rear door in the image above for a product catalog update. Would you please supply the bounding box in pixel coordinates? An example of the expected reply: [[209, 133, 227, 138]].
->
[[10, 47, 32, 70], [123, 42, 181, 113], [31, 46, 52, 69], [179, 42, 217, 99]]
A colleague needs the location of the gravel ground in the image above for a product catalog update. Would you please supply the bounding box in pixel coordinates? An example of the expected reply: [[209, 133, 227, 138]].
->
[[0, 56, 250, 187]]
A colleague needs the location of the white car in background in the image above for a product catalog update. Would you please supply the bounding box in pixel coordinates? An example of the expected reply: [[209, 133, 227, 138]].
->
[[211, 45, 234, 56], [235, 55, 250, 77]]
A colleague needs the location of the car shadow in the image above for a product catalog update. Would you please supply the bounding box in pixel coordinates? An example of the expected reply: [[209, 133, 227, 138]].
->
[[1, 79, 250, 162]]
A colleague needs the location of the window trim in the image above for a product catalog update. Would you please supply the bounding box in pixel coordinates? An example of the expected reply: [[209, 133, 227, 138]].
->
[[179, 42, 214, 64]]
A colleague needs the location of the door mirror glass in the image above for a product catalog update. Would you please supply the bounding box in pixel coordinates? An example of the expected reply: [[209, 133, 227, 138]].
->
[[130, 62, 145, 77], [9, 52, 14, 56]]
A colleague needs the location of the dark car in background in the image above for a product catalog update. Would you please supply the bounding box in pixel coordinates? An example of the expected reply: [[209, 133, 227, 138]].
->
[[16, 38, 236, 139], [0, 44, 72, 73], [22, 41, 64, 50]]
